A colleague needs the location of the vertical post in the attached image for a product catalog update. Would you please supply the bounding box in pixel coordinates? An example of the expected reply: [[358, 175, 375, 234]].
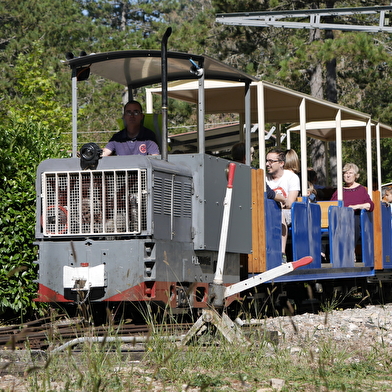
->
[[161, 27, 172, 161], [257, 82, 265, 171], [213, 163, 236, 285], [286, 129, 291, 149], [71, 70, 78, 158], [197, 71, 205, 154], [299, 99, 307, 198], [376, 123, 381, 192], [127, 86, 133, 102], [366, 118, 372, 197], [145, 88, 153, 114], [244, 81, 251, 166], [335, 110, 343, 201]]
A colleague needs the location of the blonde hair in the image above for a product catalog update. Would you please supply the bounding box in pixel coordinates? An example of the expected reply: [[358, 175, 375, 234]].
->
[[284, 149, 300, 174], [308, 181, 316, 197]]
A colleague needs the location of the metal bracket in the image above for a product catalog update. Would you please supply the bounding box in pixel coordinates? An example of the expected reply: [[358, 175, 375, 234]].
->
[[183, 257, 313, 345], [181, 308, 249, 346]]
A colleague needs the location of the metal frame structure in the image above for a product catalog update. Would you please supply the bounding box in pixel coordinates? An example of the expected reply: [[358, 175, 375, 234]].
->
[[146, 78, 392, 202], [216, 5, 392, 33], [64, 50, 256, 158]]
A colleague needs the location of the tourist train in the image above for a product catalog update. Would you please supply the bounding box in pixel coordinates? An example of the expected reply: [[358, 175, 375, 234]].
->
[[34, 35, 392, 319]]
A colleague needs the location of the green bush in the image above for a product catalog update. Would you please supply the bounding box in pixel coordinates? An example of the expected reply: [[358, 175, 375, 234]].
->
[[0, 119, 67, 319]]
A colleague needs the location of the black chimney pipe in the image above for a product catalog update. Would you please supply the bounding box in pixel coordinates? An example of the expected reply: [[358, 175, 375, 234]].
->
[[161, 27, 172, 161]]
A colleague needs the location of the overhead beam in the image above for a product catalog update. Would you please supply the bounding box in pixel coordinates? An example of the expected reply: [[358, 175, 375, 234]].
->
[[216, 5, 392, 33]]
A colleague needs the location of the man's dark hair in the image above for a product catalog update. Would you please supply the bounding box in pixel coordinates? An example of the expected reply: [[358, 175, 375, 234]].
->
[[231, 142, 245, 163], [267, 147, 285, 162], [124, 100, 143, 112]]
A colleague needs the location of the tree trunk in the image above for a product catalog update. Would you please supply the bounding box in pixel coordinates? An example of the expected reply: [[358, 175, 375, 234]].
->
[[325, 0, 338, 186], [308, 26, 327, 186], [308, 1, 339, 187]]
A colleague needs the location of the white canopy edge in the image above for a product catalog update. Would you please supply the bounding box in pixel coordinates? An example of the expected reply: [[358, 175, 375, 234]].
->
[[287, 119, 392, 141]]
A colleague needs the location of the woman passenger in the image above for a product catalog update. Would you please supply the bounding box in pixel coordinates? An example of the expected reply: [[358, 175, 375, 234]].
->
[[284, 149, 300, 175], [330, 163, 374, 259]]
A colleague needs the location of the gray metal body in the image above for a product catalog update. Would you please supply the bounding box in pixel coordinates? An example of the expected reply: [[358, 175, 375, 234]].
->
[[35, 154, 251, 304]]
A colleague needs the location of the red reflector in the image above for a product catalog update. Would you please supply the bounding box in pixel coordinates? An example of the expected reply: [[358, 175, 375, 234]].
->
[[81, 263, 89, 267]]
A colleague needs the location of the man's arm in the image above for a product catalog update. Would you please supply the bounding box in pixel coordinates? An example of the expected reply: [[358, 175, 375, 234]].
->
[[274, 193, 287, 205], [286, 190, 299, 209], [147, 140, 160, 155]]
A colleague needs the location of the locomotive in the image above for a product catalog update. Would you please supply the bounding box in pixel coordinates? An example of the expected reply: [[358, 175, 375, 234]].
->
[[34, 43, 392, 319]]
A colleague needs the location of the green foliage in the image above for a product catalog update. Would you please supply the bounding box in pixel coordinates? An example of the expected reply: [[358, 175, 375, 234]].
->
[[187, 373, 227, 388], [0, 119, 67, 317], [0, 34, 70, 318], [0, 41, 70, 318], [2, 43, 71, 131], [0, 0, 93, 95]]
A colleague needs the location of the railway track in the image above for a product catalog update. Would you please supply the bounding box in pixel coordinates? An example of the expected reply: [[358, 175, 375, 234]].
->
[[0, 315, 182, 351], [0, 312, 276, 351]]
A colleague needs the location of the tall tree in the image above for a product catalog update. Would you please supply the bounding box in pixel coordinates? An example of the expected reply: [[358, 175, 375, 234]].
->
[[212, 0, 392, 182]]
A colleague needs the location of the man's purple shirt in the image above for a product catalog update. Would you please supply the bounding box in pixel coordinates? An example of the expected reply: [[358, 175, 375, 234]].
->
[[105, 139, 160, 156], [105, 126, 160, 155]]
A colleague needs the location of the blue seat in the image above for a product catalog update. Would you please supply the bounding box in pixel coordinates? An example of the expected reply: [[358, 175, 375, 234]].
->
[[291, 200, 321, 268], [381, 203, 392, 268], [329, 206, 355, 267], [265, 198, 283, 269], [360, 210, 374, 267]]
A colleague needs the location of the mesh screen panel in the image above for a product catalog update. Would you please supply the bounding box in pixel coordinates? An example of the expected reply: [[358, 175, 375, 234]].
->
[[41, 170, 147, 236]]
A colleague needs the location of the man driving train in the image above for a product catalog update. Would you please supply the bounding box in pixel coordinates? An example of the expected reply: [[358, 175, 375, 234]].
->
[[102, 100, 160, 156]]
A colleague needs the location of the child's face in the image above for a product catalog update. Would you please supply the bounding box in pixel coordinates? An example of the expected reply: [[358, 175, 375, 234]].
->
[[385, 192, 392, 203]]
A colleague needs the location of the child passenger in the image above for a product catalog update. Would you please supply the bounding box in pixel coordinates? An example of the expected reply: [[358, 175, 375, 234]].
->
[[382, 186, 392, 206], [308, 181, 317, 202]]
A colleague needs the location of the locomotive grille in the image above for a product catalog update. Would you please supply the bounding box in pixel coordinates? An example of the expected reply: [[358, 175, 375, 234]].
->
[[41, 169, 147, 236], [153, 175, 193, 218], [183, 182, 192, 218]]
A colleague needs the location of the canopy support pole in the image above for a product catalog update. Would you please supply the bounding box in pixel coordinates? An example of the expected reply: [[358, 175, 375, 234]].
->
[[161, 27, 172, 161], [335, 110, 343, 201], [244, 81, 251, 165], [71, 71, 78, 157]]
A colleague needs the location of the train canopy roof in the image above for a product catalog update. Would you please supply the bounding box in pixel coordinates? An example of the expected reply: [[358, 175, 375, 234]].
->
[[168, 123, 262, 154], [64, 48, 392, 195], [146, 79, 392, 138], [66, 50, 379, 127], [63, 50, 257, 88], [66, 50, 391, 139]]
